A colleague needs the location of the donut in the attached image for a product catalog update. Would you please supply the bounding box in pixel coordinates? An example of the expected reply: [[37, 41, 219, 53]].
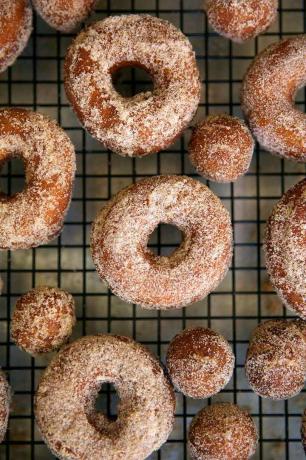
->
[[241, 35, 306, 162], [0, 108, 76, 250], [188, 115, 254, 183], [302, 409, 306, 454], [245, 319, 306, 400], [264, 178, 306, 319], [91, 175, 233, 310], [11, 286, 76, 355], [188, 403, 258, 460], [166, 327, 235, 399], [64, 14, 201, 157], [0, 0, 32, 74], [204, 0, 278, 43], [32, 0, 96, 33], [35, 334, 175, 460], [0, 371, 10, 443]]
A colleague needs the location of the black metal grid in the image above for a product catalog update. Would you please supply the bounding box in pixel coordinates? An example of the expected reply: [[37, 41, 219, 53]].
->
[[0, 0, 305, 458]]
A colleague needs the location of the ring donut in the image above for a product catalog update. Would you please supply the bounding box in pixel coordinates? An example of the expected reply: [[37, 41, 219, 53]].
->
[[204, 0, 278, 43], [0, 108, 76, 250], [32, 0, 96, 33], [91, 175, 232, 310], [0, 371, 11, 443], [264, 178, 306, 319], [0, 0, 32, 73], [242, 35, 306, 162], [64, 14, 201, 156], [35, 334, 175, 460]]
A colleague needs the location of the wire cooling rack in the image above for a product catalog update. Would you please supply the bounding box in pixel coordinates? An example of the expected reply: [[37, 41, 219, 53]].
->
[[0, 0, 305, 459]]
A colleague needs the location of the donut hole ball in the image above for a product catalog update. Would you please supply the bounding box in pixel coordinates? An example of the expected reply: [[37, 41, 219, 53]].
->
[[111, 63, 154, 98], [245, 320, 306, 400], [166, 327, 234, 399], [188, 115, 254, 183], [11, 286, 76, 355], [204, 0, 278, 43], [188, 403, 258, 460]]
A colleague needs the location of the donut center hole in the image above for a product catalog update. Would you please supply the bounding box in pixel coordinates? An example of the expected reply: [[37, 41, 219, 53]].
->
[[148, 223, 184, 256], [111, 64, 154, 98], [94, 382, 119, 422], [295, 86, 306, 111], [0, 157, 26, 197]]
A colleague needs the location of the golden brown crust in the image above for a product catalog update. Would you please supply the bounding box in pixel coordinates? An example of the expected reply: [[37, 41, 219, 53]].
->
[[188, 403, 258, 460], [0, 0, 32, 73], [166, 327, 234, 398], [205, 0, 277, 43], [242, 36, 306, 162], [264, 178, 306, 318], [35, 334, 175, 460], [11, 286, 76, 355], [245, 320, 306, 400], [64, 15, 201, 157], [189, 115, 254, 182], [91, 175, 233, 309], [0, 108, 76, 249]]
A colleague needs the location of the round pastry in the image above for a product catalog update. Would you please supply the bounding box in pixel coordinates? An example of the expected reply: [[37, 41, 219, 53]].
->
[[188, 403, 258, 460], [264, 178, 306, 319], [302, 409, 306, 454], [242, 35, 306, 162], [35, 334, 175, 460], [64, 14, 201, 156], [11, 286, 76, 355], [166, 327, 235, 398], [0, 371, 10, 443], [188, 115, 254, 182], [204, 0, 277, 43], [0, 108, 76, 250], [91, 175, 233, 310], [245, 319, 306, 400], [32, 0, 96, 33], [0, 0, 32, 74]]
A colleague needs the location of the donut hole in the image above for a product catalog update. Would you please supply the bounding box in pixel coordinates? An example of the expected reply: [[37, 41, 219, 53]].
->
[[111, 63, 154, 98], [148, 223, 184, 257], [0, 156, 26, 197], [295, 85, 306, 111], [94, 382, 119, 422]]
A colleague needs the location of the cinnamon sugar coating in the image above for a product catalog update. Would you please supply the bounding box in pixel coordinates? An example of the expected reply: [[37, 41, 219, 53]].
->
[[35, 334, 175, 460], [189, 115, 254, 183], [32, 0, 97, 33], [245, 320, 306, 400], [91, 175, 233, 310], [64, 14, 201, 156], [11, 286, 76, 355], [0, 0, 32, 73], [0, 371, 10, 443], [264, 178, 306, 319], [242, 35, 306, 162], [204, 0, 277, 43], [0, 108, 76, 249], [166, 327, 234, 399], [188, 403, 258, 460]]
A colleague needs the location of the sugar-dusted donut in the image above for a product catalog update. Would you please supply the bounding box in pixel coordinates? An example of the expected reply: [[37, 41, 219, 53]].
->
[[245, 320, 306, 400], [32, 0, 96, 33], [64, 15, 201, 156], [35, 334, 175, 460], [188, 114, 254, 182], [188, 403, 258, 460], [91, 176, 232, 310], [204, 0, 277, 43], [0, 371, 10, 443], [0, 0, 32, 73], [0, 108, 76, 249], [242, 35, 306, 162], [166, 327, 235, 399], [11, 286, 76, 355], [264, 178, 306, 319]]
